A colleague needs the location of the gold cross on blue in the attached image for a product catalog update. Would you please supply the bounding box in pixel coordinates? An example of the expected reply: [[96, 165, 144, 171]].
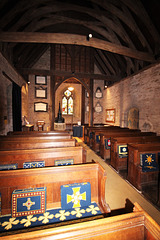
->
[[67, 187, 86, 208], [23, 197, 35, 210]]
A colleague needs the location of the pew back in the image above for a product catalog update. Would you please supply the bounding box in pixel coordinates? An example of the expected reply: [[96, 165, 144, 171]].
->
[[100, 131, 157, 160], [0, 134, 72, 141], [127, 142, 160, 190], [0, 162, 109, 216], [0, 145, 86, 169], [0, 138, 76, 151], [111, 135, 160, 171], [85, 126, 121, 145], [7, 130, 70, 135]]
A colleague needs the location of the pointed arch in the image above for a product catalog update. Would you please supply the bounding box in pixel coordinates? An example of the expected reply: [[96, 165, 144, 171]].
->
[[54, 76, 91, 94]]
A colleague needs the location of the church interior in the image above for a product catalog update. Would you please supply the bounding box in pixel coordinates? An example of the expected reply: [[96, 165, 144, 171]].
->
[[0, 0, 160, 239]]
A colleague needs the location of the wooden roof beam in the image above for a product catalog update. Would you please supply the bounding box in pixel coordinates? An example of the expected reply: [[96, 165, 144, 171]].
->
[[0, 32, 155, 62], [17, 68, 120, 81]]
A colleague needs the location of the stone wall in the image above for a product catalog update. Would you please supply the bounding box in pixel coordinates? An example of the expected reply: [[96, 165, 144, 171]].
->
[[0, 52, 27, 135], [103, 62, 160, 135], [93, 80, 104, 124]]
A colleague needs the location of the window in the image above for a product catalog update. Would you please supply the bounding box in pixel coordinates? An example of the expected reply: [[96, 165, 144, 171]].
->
[[62, 89, 73, 115]]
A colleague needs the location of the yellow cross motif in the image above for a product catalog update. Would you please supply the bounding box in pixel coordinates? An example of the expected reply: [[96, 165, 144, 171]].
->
[[67, 187, 86, 208], [23, 198, 35, 210]]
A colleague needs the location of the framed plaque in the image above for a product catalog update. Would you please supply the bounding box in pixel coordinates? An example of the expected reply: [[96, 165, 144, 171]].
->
[[106, 108, 115, 123], [35, 76, 47, 85], [35, 87, 47, 99], [95, 102, 103, 113], [34, 102, 48, 112], [95, 87, 103, 98]]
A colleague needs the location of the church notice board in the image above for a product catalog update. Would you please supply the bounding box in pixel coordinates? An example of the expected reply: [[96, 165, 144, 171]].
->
[[106, 109, 115, 123]]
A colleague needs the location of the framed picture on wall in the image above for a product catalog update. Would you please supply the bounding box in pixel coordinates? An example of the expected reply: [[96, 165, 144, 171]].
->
[[35, 76, 47, 85], [95, 102, 103, 113], [95, 87, 103, 98], [35, 87, 47, 99], [106, 108, 115, 123], [34, 102, 48, 112]]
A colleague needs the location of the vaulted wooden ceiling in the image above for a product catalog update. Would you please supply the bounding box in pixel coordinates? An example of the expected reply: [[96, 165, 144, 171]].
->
[[0, 0, 160, 86]]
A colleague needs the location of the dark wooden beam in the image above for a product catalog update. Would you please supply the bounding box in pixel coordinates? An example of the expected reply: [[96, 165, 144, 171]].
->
[[17, 68, 120, 81], [50, 44, 56, 130], [0, 32, 155, 62]]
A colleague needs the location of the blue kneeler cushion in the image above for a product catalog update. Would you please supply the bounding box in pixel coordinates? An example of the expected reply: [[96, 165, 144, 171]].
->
[[0, 183, 102, 233], [12, 187, 46, 217], [0, 202, 102, 233], [61, 182, 91, 210], [118, 145, 128, 158], [140, 153, 159, 172], [105, 138, 111, 149]]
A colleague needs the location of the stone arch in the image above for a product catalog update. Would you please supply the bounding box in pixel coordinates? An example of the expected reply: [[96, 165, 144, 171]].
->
[[55, 77, 91, 94]]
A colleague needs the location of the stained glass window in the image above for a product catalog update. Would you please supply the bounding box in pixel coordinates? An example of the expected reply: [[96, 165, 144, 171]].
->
[[62, 89, 73, 115]]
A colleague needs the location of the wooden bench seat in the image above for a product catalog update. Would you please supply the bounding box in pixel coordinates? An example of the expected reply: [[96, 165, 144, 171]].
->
[[0, 145, 86, 169], [110, 135, 160, 172], [91, 128, 146, 154], [0, 133, 72, 141], [0, 138, 76, 151], [127, 142, 160, 191], [0, 202, 159, 239], [0, 162, 110, 216], [100, 131, 157, 160], [91, 128, 133, 152], [7, 130, 70, 135], [84, 126, 121, 146]]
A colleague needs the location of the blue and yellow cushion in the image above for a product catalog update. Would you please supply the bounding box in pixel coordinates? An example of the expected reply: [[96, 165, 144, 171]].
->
[[61, 182, 91, 210], [0, 202, 102, 233], [140, 153, 159, 172], [105, 138, 111, 149], [96, 135, 100, 143], [118, 145, 128, 158], [23, 161, 45, 168], [54, 159, 74, 166], [12, 187, 46, 217], [0, 164, 18, 171]]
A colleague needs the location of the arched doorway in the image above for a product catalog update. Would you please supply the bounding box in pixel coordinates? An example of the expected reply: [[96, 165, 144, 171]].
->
[[54, 77, 91, 129]]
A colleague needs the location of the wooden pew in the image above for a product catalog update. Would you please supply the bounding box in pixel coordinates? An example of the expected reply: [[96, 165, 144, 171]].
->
[[0, 133, 72, 141], [0, 162, 110, 216], [0, 202, 159, 239], [0, 145, 86, 169], [7, 130, 70, 136], [128, 142, 160, 191], [92, 128, 142, 154], [110, 135, 160, 172], [85, 126, 121, 147], [100, 131, 157, 160], [0, 138, 76, 151]]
